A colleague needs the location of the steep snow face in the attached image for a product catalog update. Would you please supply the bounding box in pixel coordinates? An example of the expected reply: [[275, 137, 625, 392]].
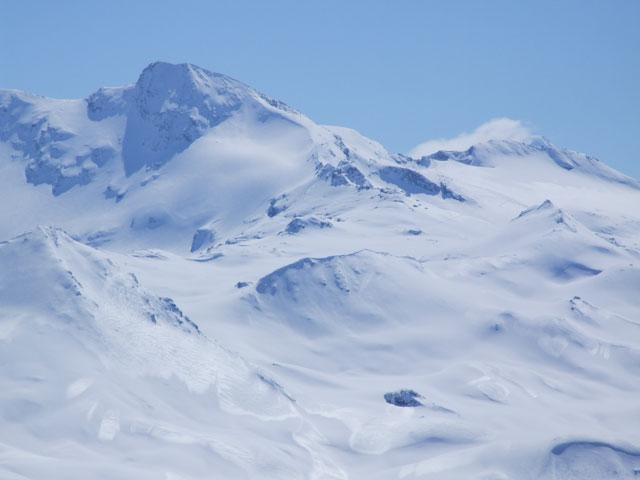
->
[[1, 62, 640, 479], [122, 62, 268, 175]]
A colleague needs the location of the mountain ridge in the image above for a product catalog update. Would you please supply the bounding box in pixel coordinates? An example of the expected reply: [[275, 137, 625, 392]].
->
[[1, 61, 639, 480]]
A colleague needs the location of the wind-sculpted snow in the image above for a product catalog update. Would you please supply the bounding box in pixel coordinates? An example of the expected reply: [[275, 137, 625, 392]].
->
[[542, 441, 640, 479], [1, 62, 640, 479]]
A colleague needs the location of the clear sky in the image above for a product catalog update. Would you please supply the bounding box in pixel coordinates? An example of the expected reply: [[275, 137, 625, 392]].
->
[[1, 0, 639, 178]]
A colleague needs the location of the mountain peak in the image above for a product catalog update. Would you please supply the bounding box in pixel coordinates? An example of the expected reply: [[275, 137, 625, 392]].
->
[[122, 62, 259, 175], [135, 61, 245, 97], [139, 61, 198, 78], [419, 135, 639, 189], [512, 199, 581, 234], [514, 199, 558, 219]]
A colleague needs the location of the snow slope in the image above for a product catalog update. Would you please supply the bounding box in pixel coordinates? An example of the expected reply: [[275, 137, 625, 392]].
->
[[1, 62, 639, 479]]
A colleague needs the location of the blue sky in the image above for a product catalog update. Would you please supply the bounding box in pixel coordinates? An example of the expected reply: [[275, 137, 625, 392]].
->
[[1, 0, 639, 178]]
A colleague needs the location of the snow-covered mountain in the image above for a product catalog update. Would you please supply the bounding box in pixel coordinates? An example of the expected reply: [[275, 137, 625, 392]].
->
[[1, 62, 639, 479]]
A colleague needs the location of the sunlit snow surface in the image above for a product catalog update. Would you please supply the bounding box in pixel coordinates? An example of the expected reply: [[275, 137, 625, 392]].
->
[[1, 62, 639, 479]]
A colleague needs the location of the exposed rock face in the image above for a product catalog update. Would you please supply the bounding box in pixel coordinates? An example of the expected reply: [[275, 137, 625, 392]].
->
[[378, 166, 441, 195], [190, 228, 216, 252], [285, 217, 331, 234], [122, 62, 251, 175], [384, 390, 424, 407]]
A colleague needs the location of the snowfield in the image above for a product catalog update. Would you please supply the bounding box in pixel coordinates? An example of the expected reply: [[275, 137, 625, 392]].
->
[[1, 62, 639, 479]]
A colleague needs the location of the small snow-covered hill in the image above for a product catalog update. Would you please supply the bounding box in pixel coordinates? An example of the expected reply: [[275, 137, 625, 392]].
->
[[0, 227, 342, 480], [1, 62, 639, 479]]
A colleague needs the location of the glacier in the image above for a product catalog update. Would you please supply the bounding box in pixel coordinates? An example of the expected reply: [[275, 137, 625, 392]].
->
[[0, 61, 639, 479]]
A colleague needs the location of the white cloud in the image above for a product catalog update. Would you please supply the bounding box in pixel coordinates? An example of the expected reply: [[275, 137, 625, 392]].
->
[[409, 118, 534, 158]]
